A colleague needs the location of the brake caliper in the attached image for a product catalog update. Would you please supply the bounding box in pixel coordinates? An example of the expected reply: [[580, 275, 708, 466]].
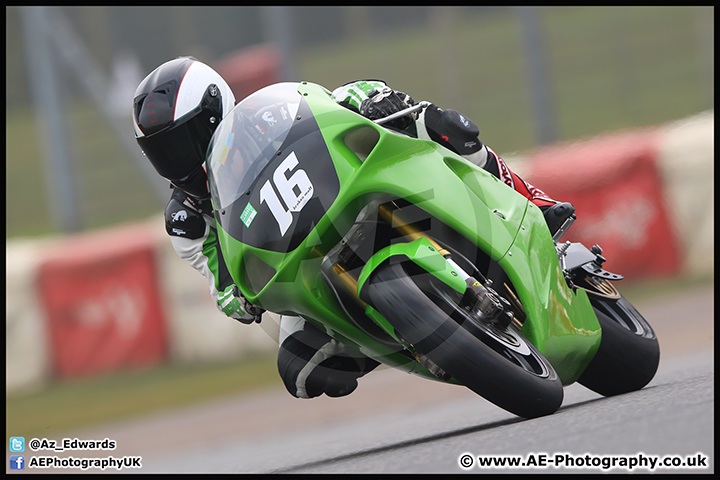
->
[[462, 278, 514, 328]]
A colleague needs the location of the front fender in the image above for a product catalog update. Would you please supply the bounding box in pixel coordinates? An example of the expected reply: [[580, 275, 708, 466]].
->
[[356, 237, 466, 342], [357, 236, 466, 301]]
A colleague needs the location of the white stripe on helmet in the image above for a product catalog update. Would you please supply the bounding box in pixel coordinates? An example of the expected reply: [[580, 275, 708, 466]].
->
[[174, 61, 236, 121]]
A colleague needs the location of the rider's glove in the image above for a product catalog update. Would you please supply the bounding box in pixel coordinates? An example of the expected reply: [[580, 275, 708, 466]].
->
[[218, 285, 264, 324], [242, 299, 265, 325], [359, 87, 417, 130]]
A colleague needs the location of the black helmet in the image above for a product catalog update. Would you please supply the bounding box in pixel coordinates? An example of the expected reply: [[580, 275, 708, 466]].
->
[[133, 56, 236, 198]]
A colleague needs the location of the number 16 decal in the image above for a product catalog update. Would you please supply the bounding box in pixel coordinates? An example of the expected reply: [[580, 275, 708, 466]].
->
[[260, 151, 314, 236]]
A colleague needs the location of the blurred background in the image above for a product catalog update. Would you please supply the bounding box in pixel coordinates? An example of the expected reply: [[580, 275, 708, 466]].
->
[[5, 6, 714, 443], [6, 5, 713, 237]]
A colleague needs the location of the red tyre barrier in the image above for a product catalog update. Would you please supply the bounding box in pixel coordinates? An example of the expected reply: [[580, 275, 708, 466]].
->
[[215, 44, 280, 101], [36, 224, 168, 378], [523, 129, 681, 279]]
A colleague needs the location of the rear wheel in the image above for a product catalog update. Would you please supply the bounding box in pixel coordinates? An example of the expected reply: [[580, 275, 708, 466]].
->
[[577, 278, 660, 396], [364, 260, 563, 419]]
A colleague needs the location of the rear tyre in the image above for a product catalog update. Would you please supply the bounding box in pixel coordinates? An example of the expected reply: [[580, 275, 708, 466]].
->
[[364, 260, 563, 419], [578, 293, 660, 396]]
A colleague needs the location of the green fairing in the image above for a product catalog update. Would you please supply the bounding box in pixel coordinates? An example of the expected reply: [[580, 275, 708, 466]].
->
[[501, 202, 601, 384], [436, 156, 602, 383], [213, 82, 600, 384]]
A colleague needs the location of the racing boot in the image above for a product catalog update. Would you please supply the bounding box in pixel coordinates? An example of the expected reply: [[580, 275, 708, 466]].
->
[[478, 147, 576, 238], [278, 315, 381, 399], [540, 202, 576, 238], [313, 356, 380, 398]]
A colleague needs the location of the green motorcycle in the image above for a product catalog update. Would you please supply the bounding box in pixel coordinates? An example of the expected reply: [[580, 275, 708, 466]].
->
[[205, 82, 660, 419]]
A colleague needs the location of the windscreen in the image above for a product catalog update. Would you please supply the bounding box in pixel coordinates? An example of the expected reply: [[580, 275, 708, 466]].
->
[[206, 83, 301, 210]]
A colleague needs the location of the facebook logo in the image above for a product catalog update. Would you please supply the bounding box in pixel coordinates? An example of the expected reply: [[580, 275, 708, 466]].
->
[[10, 436, 25, 452], [9, 455, 25, 470]]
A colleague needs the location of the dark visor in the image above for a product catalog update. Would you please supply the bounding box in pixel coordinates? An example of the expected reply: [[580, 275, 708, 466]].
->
[[137, 108, 213, 181]]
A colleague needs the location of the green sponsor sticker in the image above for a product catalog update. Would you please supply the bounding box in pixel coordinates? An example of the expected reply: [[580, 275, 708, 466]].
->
[[240, 202, 257, 228]]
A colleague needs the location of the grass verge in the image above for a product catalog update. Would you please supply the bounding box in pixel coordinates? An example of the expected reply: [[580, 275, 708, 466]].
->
[[6, 352, 279, 440]]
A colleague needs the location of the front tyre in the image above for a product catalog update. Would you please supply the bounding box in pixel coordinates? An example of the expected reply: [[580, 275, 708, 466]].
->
[[364, 260, 563, 419], [578, 293, 660, 396]]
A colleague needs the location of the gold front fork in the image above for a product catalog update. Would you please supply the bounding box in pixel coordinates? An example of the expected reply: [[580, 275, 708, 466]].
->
[[331, 262, 366, 307], [377, 202, 451, 257]]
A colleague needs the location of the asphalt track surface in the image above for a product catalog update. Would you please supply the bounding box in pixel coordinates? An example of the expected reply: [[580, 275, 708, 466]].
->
[[13, 285, 714, 474]]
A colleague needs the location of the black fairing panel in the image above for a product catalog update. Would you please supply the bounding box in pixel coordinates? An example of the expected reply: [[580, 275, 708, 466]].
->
[[217, 99, 340, 253]]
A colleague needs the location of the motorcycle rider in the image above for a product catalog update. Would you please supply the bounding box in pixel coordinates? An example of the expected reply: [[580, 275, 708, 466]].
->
[[133, 57, 575, 400]]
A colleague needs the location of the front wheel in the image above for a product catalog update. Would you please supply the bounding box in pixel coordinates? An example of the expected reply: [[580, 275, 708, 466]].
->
[[363, 260, 563, 419], [577, 284, 660, 396]]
